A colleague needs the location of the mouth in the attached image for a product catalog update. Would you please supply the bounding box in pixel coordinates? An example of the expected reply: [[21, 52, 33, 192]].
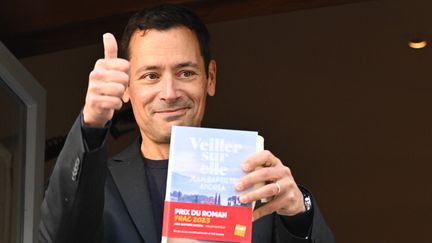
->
[[154, 107, 190, 120]]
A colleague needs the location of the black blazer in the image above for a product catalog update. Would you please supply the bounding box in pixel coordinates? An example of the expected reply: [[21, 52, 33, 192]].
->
[[39, 117, 335, 243]]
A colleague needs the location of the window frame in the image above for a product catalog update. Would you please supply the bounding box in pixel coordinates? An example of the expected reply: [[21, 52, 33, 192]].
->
[[0, 42, 46, 243]]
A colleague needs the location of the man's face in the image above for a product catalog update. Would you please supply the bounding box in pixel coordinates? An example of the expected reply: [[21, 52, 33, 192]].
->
[[126, 26, 216, 144]]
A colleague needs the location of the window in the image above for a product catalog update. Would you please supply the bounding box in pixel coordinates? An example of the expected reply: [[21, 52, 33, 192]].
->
[[0, 42, 45, 243]]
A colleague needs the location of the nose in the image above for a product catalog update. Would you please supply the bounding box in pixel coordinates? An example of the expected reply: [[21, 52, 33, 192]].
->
[[159, 76, 180, 101]]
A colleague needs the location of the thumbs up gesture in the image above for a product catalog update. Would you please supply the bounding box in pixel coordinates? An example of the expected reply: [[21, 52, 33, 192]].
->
[[83, 33, 130, 128]]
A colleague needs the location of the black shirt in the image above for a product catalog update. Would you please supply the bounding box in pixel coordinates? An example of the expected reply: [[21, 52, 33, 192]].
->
[[142, 157, 168, 242]]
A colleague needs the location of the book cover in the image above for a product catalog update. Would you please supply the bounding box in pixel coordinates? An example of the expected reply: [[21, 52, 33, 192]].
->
[[161, 126, 261, 243]]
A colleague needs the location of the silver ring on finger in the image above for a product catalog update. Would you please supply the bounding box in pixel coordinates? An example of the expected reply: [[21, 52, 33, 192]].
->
[[274, 181, 281, 196]]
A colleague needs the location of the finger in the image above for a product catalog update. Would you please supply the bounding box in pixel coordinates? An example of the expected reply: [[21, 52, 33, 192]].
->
[[238, 182, 281, 204], [103, 33, 118, 59], [86, 94, 124, 111], [252, 196, 286, 221], [88, 81, 127, 98], [94, 58, 130, 73], [242, 150, 281, 172], [235, 166, 285, 192], [90, 70, 129, 89]]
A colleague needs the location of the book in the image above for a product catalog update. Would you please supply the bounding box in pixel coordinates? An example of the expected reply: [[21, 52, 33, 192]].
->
[[161, 126, 264, 243]]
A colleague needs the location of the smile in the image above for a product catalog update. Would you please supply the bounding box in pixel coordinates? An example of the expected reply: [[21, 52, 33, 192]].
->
[[156, 107, 189, 114], [154, 107, 190, 120]]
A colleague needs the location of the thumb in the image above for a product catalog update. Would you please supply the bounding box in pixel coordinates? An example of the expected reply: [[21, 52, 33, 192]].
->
[[103, 33, 118, 59]]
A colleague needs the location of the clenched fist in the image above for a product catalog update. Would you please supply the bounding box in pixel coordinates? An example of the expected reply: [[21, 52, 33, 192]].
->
[[83, 33, 130, 128]]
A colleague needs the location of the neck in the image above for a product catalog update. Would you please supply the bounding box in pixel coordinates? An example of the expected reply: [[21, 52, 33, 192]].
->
[[140, 136, 170, 160]]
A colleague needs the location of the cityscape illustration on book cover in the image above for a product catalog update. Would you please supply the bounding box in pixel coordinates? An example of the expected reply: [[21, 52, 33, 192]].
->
[[161, 126, 259, 243]]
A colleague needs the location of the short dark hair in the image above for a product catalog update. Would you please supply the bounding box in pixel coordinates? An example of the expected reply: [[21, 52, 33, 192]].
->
[[120, 4, 212, 76]]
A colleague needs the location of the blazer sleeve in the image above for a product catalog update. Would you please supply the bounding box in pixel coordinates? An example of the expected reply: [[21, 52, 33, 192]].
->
[[39, 116, 108, 243], [274, 193, 336, 243]]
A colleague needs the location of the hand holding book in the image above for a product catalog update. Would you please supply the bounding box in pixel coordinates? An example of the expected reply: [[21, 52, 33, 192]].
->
[[235, 150, 307, 221], [162, 126, 306, 243]]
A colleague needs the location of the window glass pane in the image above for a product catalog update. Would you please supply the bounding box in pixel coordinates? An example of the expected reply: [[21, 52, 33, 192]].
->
[[0, 80, 25, 243]]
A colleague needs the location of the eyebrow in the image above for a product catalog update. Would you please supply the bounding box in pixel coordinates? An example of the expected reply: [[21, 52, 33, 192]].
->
[[135, 65, 159, 75], [135, 62, 200, 75], [174, 62, 199, 69]]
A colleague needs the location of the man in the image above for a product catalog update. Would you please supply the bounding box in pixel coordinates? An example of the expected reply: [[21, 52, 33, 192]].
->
[[39, 4, 334, 243]]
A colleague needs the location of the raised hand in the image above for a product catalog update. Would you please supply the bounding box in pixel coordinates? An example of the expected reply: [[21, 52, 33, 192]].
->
[[82, 33, 130, 128]]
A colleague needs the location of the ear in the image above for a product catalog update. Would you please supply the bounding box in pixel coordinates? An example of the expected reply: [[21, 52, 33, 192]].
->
[[206, 60, 217, 96], [122, 85, 130, 103]]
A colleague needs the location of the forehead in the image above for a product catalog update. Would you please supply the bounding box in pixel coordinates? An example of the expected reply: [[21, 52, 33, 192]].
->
[[128, 26, 203, 65]]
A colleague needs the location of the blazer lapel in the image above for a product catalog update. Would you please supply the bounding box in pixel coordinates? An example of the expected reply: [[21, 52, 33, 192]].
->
[[108, 139, 158, 243]]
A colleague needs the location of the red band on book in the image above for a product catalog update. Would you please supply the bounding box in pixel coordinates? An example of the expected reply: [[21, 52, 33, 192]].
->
[[162, 201, 252, 242]]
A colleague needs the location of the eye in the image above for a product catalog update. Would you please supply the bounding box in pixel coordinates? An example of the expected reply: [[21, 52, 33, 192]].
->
[[146, 73, 159, 79], [140, 72, 160, 82], [179, 70, 196, 78]]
